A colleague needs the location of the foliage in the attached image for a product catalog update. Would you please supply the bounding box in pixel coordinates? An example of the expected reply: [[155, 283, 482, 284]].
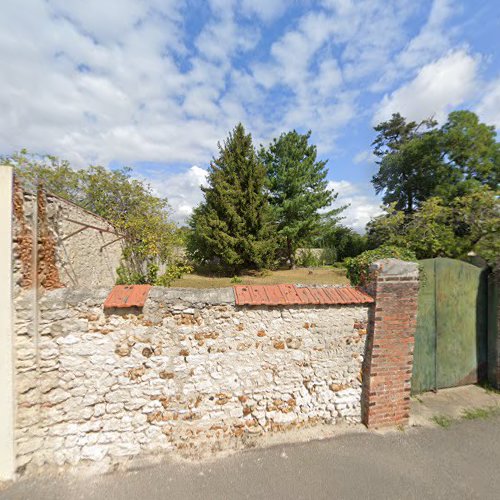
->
[[155, 262, 194, 287], [372, 113, 443, 212], [116, 261, 193, 287], [440, 110, 500, 194], [296, 248, 322, 267], [371, 111, 500, 213], [7, 150, 187, 285], [366, 186, 499, 262], [314, 220, 368, 262], [366, 203, 407, 248], [345, 245, 417, 286], [260, 130, 338, 267], [230, 275, 243, 284], [187, 123, 277, 273]]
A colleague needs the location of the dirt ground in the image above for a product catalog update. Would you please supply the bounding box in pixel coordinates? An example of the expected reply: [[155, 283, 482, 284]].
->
[[170, 266, 349, 288]]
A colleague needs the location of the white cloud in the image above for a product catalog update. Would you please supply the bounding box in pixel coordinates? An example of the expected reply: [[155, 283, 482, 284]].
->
[[372, 0, 457, 91], [353, 150, 375, 164], [0, 0, 498, 230], [476, 78, 500, 129], [148, 166, 209, 224], [373, 50, 479, 124], [241, 0, 287, 22], [328, 181, 382, 232]]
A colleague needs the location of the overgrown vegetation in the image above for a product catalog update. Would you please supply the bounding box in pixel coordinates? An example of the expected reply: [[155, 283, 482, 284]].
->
[[6, 150, 189, 285], [344, 245, 417, 286]]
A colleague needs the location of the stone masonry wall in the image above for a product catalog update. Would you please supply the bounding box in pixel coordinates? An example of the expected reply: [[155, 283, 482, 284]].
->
[[14, 287, 369, 472], [13, 179, 124, 289]]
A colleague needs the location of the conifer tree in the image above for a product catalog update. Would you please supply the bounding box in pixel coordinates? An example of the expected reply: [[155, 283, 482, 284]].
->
[[187, 123, 276, 272], [260, 130, 336, 268]]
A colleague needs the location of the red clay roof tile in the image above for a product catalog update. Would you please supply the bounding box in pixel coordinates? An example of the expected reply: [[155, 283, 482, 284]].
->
[[233, 284, 373, 306], [104, 285, 151, 309]]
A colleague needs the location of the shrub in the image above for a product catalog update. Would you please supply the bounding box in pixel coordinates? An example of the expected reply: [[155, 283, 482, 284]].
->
[[345, 245, 416, 286], [116, 261, 193, 287], [296, 248, 322, 267]]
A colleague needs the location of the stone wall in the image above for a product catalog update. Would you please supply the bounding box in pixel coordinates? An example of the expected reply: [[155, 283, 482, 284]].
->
[[14, 286, 369, 472], [13, 179, 124, 289]]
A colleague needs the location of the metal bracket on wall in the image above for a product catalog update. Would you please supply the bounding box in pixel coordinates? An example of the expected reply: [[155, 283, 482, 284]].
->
[[100, 236, 125, 251], [62, 218, 126, 238]]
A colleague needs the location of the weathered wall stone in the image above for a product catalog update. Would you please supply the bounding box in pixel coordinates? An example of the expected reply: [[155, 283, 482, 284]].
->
[[12, 179, 124, 290], [14, 286, 369, 472]]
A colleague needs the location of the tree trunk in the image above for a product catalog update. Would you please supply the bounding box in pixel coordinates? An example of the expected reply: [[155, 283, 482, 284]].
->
[[287, 238, 295, 269]]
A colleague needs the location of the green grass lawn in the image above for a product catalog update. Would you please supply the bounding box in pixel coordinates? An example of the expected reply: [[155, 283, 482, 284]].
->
[[170, 266, 349, 288]]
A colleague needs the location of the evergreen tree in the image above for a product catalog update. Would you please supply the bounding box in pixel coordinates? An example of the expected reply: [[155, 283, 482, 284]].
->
[[260, 130, 336, 268], [187, 123, 276, 272]]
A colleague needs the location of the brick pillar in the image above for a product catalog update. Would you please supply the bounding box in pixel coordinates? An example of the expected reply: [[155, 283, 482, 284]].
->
[[362, 258, 419, 428], [488, 262, 500, 389]]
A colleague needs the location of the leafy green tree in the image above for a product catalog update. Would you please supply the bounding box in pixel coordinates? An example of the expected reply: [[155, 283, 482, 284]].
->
[[313, 222, 367, 262], [187, 123, 276, 273], [371, 111, 500, 213], [372, 114, 444, 213], [6, 150, 183, 284], [365, 187, 499, 262], [404, 198, 457, 258], [439, 110, 500, 195], [260, 130, 336, 267], [366, 203, 406, 248]]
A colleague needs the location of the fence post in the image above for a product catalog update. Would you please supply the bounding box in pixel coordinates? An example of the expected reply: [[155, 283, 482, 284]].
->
[[0, 165, 15, 480], [362, 258, 419, 428], [488, 262, 500, 389]]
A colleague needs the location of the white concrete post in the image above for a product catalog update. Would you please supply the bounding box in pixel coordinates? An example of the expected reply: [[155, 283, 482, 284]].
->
[[0, 165, 15, 480]]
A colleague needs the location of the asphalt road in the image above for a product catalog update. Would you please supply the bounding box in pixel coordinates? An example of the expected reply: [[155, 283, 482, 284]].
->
[[2, 415, 499, 500]]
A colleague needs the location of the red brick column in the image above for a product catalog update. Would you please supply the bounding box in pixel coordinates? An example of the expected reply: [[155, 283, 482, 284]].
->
[[362, 259, 419, 428]]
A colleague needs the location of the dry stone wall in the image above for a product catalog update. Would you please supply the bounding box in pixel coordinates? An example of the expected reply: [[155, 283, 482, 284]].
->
[[14, 286, 369, 472]]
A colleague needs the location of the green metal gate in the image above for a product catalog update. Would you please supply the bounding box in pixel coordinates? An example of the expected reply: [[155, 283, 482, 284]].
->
[[412, 258, 489, 394]]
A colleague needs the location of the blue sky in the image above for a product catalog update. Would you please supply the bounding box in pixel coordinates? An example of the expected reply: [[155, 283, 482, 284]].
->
[[1, 0, 499, 230]]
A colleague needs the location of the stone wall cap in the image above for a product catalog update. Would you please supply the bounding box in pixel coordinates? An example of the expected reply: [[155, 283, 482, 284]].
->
[[370, 258, 419, 278], [148, 286, 235, 305]]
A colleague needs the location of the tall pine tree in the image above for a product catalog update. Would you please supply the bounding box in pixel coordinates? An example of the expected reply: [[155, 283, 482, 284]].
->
[[260, 130, 336, 268], [187, 123, 276, 272]]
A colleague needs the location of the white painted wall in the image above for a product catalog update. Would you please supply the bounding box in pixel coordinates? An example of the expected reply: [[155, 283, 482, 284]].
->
[[0, 165, 15, 480]]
